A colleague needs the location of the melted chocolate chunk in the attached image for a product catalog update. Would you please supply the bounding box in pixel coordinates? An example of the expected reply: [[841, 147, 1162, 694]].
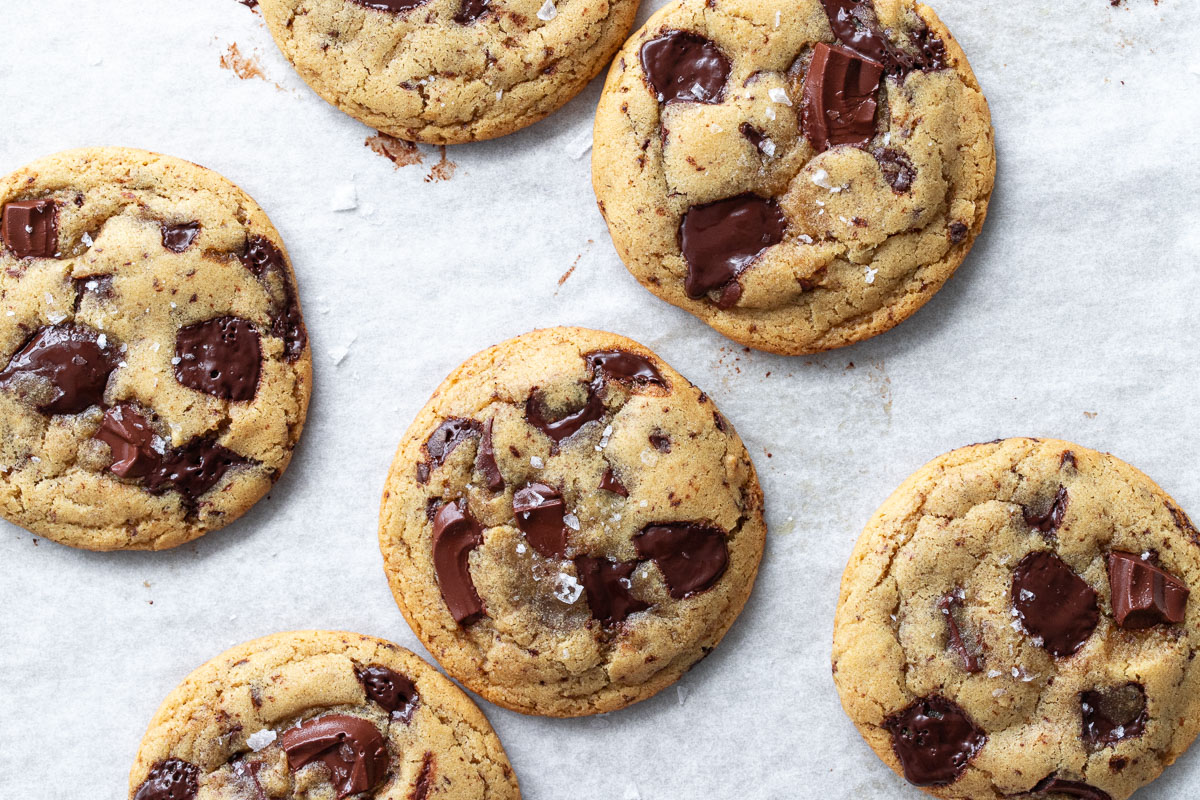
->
[[280, 715, 388, 799], [133, 758, 200, 800], [874, 147, 916, 192], [948, 221, 969, 244], [350, 0, 428, 11], [174, 317, 262, 401], [818, 0, 945, 75], [413, 752, 436, 800], [883, 696, 986, 786], [586, 349, 666, 388], [161, 222, 200, 253], [679, 194, 786, 299], [649, 433, 671, 452], [800, 42, 883, 152], [525, 381, 605, 445], [1081, 683, 1147, 749], [425, 418, 483, 469], [1, 199, 59, 258], [0, 324, 116, 414], [239, 236, 307, 362], [512, 482, 569, 558], [1011, 551, 1099, 657], [939, 592, 981, 673], [358, 664, 419, 722], [454, 0, 489, 23], [599, 467, 628, 496], [1026, 775, 1112, 800], [1024, 486, 1069, 534], [432, 501, 486, 625], [574, 555, 649, 624], [145, 437, 248, 502], [475, 418, 504, 491], [640, 31, 731, 105], [1107, 551, 1189, 629], [95, 404, 160, 478], [633, 523, 728, 598]]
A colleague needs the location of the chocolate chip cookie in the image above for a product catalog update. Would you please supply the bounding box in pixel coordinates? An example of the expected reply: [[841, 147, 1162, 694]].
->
[[833, 438, 1200, 799], [129, 630, 520, 800], [258, 0, 640, 144], [378, 327, 765, 716], [592, 0, 995, 355], [0, 148, 312, 551]]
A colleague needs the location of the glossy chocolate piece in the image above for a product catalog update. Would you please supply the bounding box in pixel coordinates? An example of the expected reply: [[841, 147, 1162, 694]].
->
[[144, 437, 248, 502], [0, 324, 116, 414], [280, 715, 388, 799], [1026, 775, 1112, 800], [800, 42, 883, 151], [358, 664, 419, 722], [1081, 683, 1147, 748], [633, 523, 727, 598], [883, 696, 986, 786], [574, 555, 649, 624], [599, 467, 628, 496], [1011, 551, 1099, 658], [939, 592, 981, 673], [512, 482, 569, 558], [818, 0, 945, 76], [874, 147, 916, 192], [1024, 486, 1069, 534], [174, 317, 262, 401], [95, 403, 160, 478], [586, 349, 666, 387], [240, 236, 306, 362], [161, 222, 200, 253], [1107, 551, 1189, 629], [679, 194, 786, 299], [640, 31, 730, 105], [425, 418, 482, 469], [133, 758, 200, 800], [525, 382, 605, 445], [454, 0, 489, 23], [476, 418, 504, 491], [432, 501, 486, 625], [1, 199, 58, 258]]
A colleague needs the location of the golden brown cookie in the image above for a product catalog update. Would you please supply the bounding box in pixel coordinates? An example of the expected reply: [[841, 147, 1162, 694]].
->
[[592, 0, 995, 354], [129, 630, 520, 800], [833, 438, 1200, 799], [0, 148, 312, 551], [378, 327, 765, 716]]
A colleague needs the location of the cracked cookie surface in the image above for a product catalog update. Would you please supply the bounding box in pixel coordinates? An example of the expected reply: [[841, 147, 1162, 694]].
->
[[259, 0, 640, 144], [129, 630, 520, 800], [378, 327, 766, 716], [0, 148, 312, 551], [592, 0, 995, 355], [832, 438, 1200, 799]]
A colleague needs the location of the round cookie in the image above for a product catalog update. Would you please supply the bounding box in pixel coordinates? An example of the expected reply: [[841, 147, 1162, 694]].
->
[[258, 0, 640, 144], [129, 630, 520, 800], [832, 438, 1200, 799], [378, 327, 765, 716], [0, 148, 312, 551], [592, 0, 995, 355]]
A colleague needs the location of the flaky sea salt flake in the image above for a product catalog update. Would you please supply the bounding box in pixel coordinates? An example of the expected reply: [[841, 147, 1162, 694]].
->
[[537, 0, 557, 20], [247, 729, 276, 751]]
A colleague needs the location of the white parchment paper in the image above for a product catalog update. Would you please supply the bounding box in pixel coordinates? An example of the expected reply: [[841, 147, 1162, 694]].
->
[[2, 1, 1199, 797]]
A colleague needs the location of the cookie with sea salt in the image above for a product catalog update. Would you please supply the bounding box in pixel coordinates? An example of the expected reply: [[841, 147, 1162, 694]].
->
[[129, 630, 520, 800], [378, 327, 766, 716], [832, 438, 1200, 799], [258, 0, 640, 144], [592, 0, 995, 355], [0, 148, 312, 551]]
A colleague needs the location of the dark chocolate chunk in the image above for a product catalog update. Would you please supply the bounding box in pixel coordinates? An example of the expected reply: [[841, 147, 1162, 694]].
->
[[174, 317, 261, 401], [0, 324, 116, 414], [145, 437, 248, 502], [1081, 683, 1147, 749], [280, 715, 388, 799], [679, 194, 786, 299], [358, 664, 419, 722], [1011, 551, 1099, 657], [161, 222, 200, 253], [425, 418, 482, 469], [95, 404, 160, 478], [454, 0, 489, 23], [883, 696, 986, 786], [585, 349, 666, 388], [475, 418, 504, 491], [525, 381, 605, 445], [800, 42, 883, 152], [818, 0, 944, 75], [633, 523, 727, 598], [574, 555, 649, 624], [874, 148, 916, 192], [512, 482, 569, 558], [412, 752, 435, 800], [599, 467, 628, 497], [431, 501, 486, 625], [640, 31, 731, 105], [1, 199, 59, 258], [133, 758, 200, 800], [939, 591, 981, 673], [1026, 775, 1112, 800], [1107, 551, 1189, 629], [1023, 486, 1068, 534], [948, 221, 969, 244], [349, 0, 429, 11], [240, 236, 306, 362], [649, 433, 671, 452]]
